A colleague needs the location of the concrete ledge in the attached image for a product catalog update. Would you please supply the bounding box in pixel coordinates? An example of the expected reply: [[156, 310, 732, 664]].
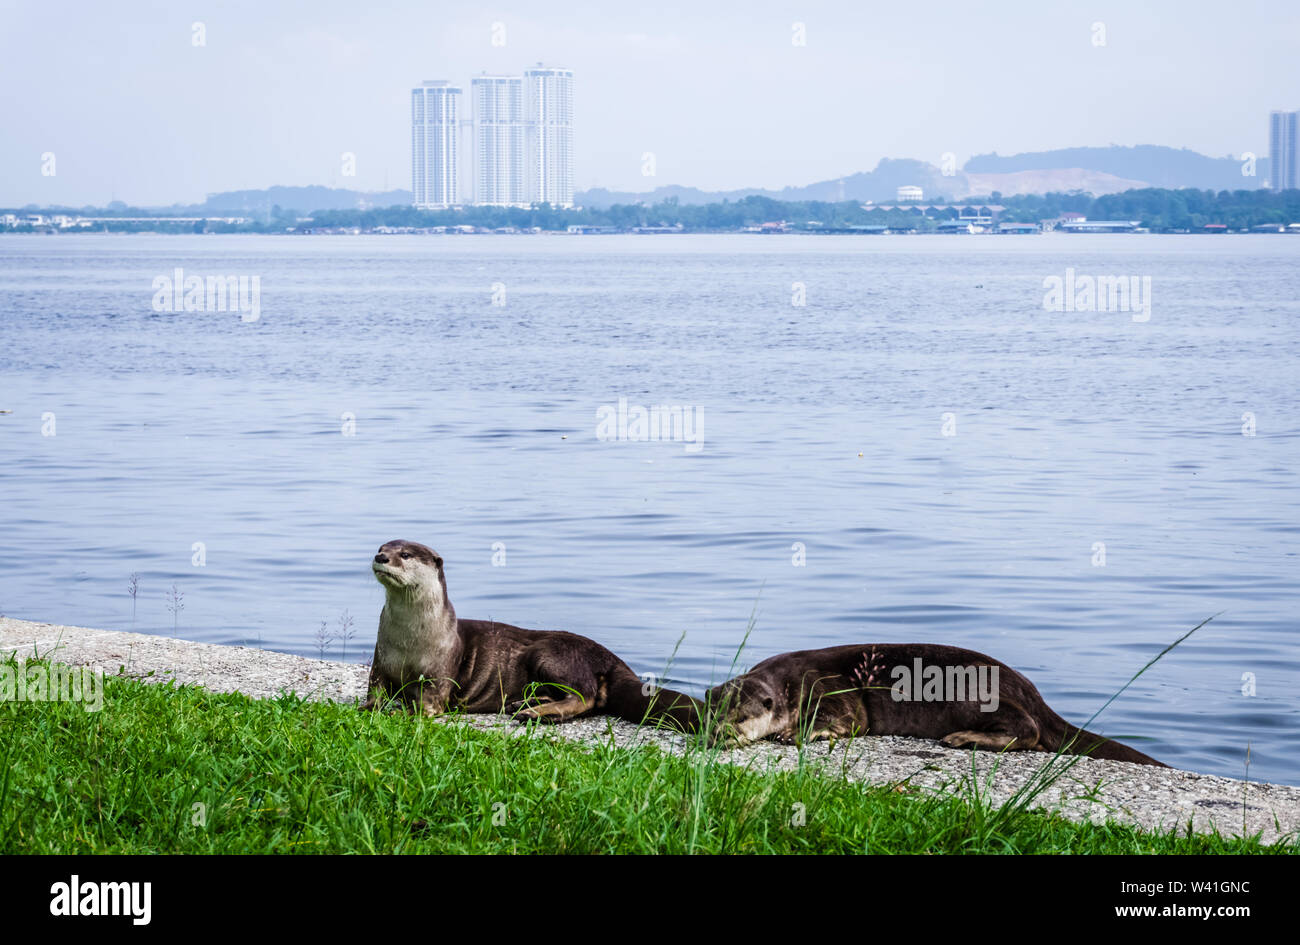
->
[[3, 617, 1296, 845]]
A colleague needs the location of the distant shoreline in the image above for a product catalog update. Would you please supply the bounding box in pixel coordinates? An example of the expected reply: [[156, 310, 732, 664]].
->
[[5, 184, 1298, 236], [3, 228, 1298, 237]]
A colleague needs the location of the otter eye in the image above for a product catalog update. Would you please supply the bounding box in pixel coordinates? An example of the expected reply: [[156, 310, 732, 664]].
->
[[762, 697, 773, 710], [400, 552, 412, 559]]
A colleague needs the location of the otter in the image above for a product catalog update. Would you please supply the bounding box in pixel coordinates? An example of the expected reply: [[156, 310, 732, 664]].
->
[[362, 539, 700, 730], [708, 643, 1166, 766]]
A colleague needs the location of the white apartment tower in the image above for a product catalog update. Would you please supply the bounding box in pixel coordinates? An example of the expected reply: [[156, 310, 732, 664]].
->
[[472, 75, 527, 207], [412, 67, 573, 209], [1269, 110, 1298, 192], [412, 81, 462, 208], [524, 65, 575, 208]]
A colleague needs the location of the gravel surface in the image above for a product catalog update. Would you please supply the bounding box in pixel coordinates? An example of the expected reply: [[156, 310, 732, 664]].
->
[[4, 616, 1296, 845]]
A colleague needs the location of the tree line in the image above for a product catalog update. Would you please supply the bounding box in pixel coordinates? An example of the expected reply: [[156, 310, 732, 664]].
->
[[9, 187, 1299, 233]]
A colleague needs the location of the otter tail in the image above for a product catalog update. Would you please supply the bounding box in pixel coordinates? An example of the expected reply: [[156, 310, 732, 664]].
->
[[1054, 722, 1167, 767], [605, 672, 702, 733]]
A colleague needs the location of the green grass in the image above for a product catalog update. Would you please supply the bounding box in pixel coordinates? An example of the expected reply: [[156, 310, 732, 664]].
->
[[0, 659, 1292, 854]]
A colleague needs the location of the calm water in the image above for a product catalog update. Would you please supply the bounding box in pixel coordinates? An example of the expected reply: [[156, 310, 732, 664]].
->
[[1, 233, 1297, 783]]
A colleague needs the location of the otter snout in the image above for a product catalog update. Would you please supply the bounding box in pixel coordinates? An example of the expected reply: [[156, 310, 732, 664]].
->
[[372, 539, 446, 590], [706, 717, 745, 748], [706, 712, 773, 748], [372, 549, 401, 586], [705, 680, 782, 747]]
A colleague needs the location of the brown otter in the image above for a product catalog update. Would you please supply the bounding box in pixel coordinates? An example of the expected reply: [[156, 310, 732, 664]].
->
[[362, 539, 700, 730], [707, 643, 1166, 766]]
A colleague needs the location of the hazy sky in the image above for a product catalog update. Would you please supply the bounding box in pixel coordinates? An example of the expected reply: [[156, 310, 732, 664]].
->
[[2, 0, 1297, 206]]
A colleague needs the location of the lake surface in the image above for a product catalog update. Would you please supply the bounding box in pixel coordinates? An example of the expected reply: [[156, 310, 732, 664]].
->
[[1, 233, 1297, 783]]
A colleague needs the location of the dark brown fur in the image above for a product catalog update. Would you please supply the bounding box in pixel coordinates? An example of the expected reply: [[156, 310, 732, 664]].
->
[[708, 643, 1166, 766], [363, 540, 699, 730]]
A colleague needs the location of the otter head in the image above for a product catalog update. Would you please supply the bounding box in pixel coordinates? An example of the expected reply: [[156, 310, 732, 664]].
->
[[372, 540, 449, 605], [706, 673, 789, 747]]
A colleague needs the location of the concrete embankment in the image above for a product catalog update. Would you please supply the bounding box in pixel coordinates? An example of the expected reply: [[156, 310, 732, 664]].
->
[[2, 616, 1296, 844]]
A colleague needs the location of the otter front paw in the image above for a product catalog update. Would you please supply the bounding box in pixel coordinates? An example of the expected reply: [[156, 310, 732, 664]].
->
[[513, 707, 565, 724], [506, 702, 540, 721]]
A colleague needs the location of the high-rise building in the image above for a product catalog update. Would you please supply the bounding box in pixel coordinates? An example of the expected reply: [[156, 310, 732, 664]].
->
[[1268, 110, 1298, 192], [411, 81, 461, 208], [524, 65, 575, 208], [412, 67, 574, 210], [472, 75, 527, 207]]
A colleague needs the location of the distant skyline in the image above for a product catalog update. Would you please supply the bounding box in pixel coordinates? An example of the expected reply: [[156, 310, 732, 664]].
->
[[1, 0, 1297, 206], [416, 66, 575, 209]]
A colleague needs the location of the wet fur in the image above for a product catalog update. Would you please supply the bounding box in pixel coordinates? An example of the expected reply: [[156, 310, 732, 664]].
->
[[708, 643, 1166, 766], [364, 539, 700, 730]]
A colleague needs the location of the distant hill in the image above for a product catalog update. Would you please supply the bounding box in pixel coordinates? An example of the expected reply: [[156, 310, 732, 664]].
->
[[778, 158, 964, 203], [577, 159, 964, 208], [577, 146, 1269, 208], [963, 145, 1267, 192], [169, 145, 1270, 216], [577, 184, 769, 207], [198, 185, 412, 213], [962, 168, 1150, 198]]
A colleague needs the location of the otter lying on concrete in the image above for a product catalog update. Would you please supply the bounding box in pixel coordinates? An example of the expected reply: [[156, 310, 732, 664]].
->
[[363, 539, 700, 730], [708, 643, 1166, 766]]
